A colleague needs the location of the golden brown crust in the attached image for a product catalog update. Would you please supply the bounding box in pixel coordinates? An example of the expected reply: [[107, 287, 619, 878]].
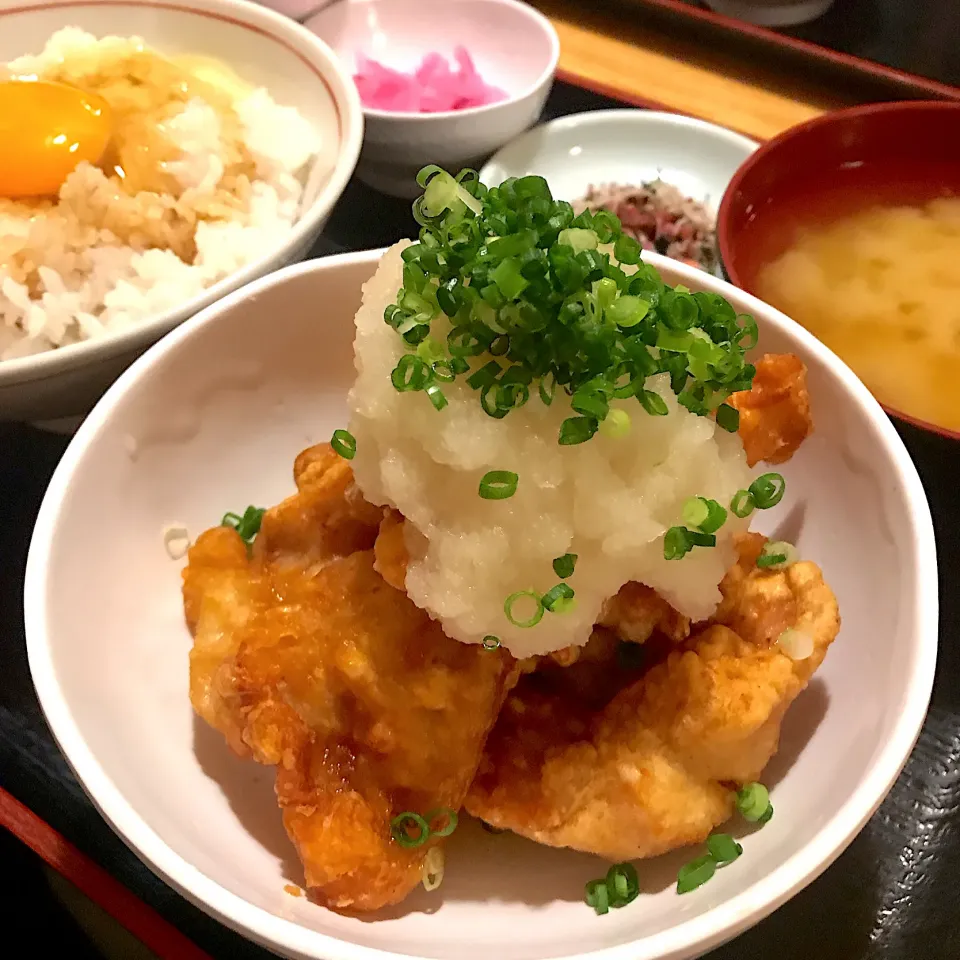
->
[[185, 449, 514, 912], [730, 353, 813, 466], [465, 536, 840, 860]]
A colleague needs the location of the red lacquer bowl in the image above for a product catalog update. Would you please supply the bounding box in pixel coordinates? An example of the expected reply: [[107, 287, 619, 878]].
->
[[717, 100, 960, 442]]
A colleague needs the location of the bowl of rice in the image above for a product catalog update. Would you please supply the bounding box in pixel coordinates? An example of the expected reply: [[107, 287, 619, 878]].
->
[[0, 0, 363, 425]]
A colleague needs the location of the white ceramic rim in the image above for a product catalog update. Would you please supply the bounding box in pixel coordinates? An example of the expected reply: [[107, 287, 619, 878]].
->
[[25, 248, 938, 960], [346, 0, 560, 123], [480, 108, 759, 185], [0, 0, 364, 387]]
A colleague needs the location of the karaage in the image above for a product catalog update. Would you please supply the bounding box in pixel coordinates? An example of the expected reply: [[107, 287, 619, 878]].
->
[[185, 445, 515, 912]]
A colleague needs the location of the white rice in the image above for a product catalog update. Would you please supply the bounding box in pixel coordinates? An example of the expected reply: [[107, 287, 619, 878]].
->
[[0, 29, 331, 362]]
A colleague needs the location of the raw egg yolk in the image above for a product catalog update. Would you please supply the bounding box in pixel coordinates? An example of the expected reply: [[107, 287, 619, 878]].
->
[[0, 79, 112, 199]]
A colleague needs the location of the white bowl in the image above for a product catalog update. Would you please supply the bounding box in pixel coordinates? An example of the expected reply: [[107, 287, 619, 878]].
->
[[481, 109, 758, 230], [304, 0, 559, 198], [26, 248, 937, 960], [0, 0, 363, 425]]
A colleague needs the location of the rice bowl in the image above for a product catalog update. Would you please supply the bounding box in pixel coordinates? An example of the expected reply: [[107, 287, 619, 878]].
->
[[0, 0, 362, 423]]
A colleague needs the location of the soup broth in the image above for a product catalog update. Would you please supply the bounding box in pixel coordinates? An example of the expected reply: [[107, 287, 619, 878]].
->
[[756, 196, 960, 432]]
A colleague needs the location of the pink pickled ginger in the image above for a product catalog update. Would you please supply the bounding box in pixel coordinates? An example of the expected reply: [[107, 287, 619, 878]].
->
[[354, 46, 507, 113]]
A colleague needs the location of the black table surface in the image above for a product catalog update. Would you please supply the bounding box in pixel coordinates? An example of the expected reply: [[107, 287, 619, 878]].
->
[[3, 80, 960, 959]]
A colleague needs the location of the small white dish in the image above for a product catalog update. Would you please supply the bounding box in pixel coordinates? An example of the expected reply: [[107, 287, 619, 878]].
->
[[0, 0, 363, 424], [304, 0, 559, 198], [481, 109, 758, 227], [26, 247, 936, 960]]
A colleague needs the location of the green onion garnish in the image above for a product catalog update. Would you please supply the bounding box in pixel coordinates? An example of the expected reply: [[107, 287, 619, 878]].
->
[[390, 812, 431, 848], [605, 863, 640, 907], [584, 863, 639, 915], [730, 489, 755, 518], [676, 854, 716, 894], [479, 470, 519, 500], [585, 879, 610, 915], [706, 833, 743, 865], [599, 408, 631, 438], [504, 590, 544, 628], [681, 497, 728, 534], [715, 402, 740, 433], [426, 808, 459, 838], [331, 429, 356, 460], [664, 526, 692, 560], [542, 583, 576, 614], [552, 553, 577, 579], [756, 540, 797, 570], [748, 473, 786, 509], [482, 635, 501, 650], [221, 506, 265, 546], [735, 782, 772, 822], [757, 804, 774, 825], [663, 526, 717, 560], [386, 167, 757, 443]]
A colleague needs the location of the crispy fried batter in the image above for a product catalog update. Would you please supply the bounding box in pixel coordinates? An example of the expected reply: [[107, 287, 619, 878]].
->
[[730, 353, 813, 466], [465, 536, 840, 860], [598, 581, 690, 645], [185, 448, 514, 912], [373, 509, 408, 592]]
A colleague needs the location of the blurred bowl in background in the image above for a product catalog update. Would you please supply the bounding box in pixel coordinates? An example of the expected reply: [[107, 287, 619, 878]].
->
[[717, 100, 960, 444], [305, 0, 559, 198], [701, 0, 834, 27]]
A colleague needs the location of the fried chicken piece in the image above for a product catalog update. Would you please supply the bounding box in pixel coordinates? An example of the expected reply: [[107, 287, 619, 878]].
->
[[598, 581, 690, 645], [185, 450, 514, 912], [465, 536, 840, 860], [730, 353, 813, 466], [373, 509, 408, 591]]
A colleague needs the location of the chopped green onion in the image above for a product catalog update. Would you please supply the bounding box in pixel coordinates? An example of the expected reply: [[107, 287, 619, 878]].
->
[[389, 166, 759, 451], [542, 583, 576, 613], [682, 498, 709, 530], [331, 429, 356, 460], [479, 470, 519, 500], [559, 416, 599, 446], [677, 854, 716, 894], [390, 812, 431, 848], [706, 833, 743, 865], [730, 489, 756, 518], [600, 408, 631, 438], [391, 355, 431, 392], [425, 382, 448, 411], [682, 497, 727, 534], [606, 863, 640, 907], [639, 390, 669, 417], [664, 526, 692, 560], [221, 506, 265, 546], [716, 403, 740, 433], [757, 803, 774, 825], [688, 530, 717, 547], [553, 553, 577, 578], [426, 808, 459, 838], [585, 879, 610, 915], [735, 783, 771, 822], [504, 590, 544, 628], [482, 635, 502, 650], [756, 540, 797, 569], [748, 473, 786, 509]]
